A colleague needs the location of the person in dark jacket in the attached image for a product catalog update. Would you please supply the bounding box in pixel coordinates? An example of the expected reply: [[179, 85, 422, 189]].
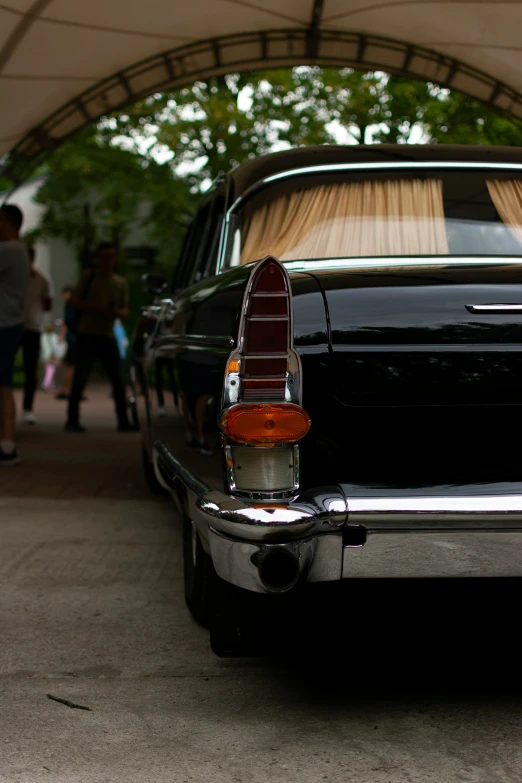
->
[[65, 243, 135, 433]]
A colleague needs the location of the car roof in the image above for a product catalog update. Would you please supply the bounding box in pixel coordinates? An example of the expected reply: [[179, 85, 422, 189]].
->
[[229, 144, 522, 197]]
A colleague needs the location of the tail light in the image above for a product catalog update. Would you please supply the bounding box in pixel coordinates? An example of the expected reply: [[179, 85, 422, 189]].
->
[[222, 403, 311, 445], [222, 256, 309, 497], [240, 257, 290, 401]]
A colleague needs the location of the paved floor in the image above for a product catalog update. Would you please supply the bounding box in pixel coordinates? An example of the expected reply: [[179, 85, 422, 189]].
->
[[1, 388, 522, 782]]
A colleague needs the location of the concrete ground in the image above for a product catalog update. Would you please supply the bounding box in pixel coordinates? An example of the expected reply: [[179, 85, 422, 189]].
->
[[1, 387, 522, 782]]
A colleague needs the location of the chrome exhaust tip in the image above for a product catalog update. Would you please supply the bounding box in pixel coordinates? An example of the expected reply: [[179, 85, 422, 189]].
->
[[257, 547, 301, 593]]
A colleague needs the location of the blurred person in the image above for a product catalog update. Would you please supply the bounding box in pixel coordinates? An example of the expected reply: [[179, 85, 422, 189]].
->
[[56, 285, 79, 399], [0, 204, 29, 465], [65, 242, 135, 433], [40, 322, 60, 391], [21, 245, 54, 423]]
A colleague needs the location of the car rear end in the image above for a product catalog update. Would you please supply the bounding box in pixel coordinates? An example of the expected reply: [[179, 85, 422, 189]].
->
[[202, 157, 522, 596]]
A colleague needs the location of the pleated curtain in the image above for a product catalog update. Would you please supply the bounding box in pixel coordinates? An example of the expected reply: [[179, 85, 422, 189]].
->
[[487, 180, 522, 247], [240, 178, 449, 264]]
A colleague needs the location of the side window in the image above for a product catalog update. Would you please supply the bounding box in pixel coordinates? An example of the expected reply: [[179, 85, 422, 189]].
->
[[175, 204, 210, 291], [185, 193, 225, 284], [173, 185, 226, 290], [187, 203, 212, 285], [200, 195, 225, 279]]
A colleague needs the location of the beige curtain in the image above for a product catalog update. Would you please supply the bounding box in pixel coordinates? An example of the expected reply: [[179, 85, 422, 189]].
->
[[487, 180, 522, 247], [240, 178, 449, 264]]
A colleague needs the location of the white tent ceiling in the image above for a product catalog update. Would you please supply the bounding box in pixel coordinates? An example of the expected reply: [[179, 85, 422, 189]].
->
[[1, 0, 522, 179]]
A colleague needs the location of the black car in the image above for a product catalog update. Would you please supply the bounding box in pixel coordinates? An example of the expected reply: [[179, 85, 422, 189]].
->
[[132, 144, 522, 655]]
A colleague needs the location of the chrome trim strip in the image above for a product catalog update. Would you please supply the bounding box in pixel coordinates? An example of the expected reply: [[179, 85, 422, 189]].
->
[[263, 161, 522, 186], [248, 316, 289, 322], [331, 343, 522, 353], [243, 353, 288, 359], [347, 495, 522, 529], [155, 333, 234, 350], [283, 257, 522, 272], [343, 530, 522, 579], [252, 293, 287, 298], [466, 304, 522, 314], [350, 495, 522, 513]]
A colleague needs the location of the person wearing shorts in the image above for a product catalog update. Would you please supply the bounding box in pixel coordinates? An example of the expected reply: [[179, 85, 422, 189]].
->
[[0, 204, 30, 465]]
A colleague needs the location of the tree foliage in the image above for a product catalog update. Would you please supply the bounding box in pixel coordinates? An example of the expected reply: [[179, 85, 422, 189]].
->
[[28, 66, 522, 271], [108, 68, 522, 187], [27, 128, 194, 269]]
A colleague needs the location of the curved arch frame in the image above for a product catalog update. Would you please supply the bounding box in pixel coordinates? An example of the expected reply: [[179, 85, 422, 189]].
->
[[4, 27, 522, 183]]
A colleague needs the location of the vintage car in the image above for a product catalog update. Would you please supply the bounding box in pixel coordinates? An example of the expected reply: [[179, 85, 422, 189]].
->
[[132, 144, 522, 655]]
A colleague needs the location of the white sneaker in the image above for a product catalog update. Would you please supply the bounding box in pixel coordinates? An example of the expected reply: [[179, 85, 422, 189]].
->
[[23, 412, 36, 425], [157, 406, 166, 418]]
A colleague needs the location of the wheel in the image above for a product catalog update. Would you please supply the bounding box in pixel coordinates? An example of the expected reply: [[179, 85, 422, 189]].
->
[[141, 444, 168, 496], [183, 515, 212, 627]]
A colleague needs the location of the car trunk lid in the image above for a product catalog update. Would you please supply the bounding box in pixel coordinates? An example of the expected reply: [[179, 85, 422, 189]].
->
[[299, 260, 522, 487]]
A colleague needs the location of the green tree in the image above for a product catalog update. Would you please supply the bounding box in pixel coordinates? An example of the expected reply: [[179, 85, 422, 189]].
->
[[27, 66, 522, 275], [106, 68, 522, 189], [28, 127, 194, 270]]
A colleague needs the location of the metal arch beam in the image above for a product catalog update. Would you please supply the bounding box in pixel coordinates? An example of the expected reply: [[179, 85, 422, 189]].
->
[[4, 27, 522, 184], [307, 0, 325, 58]]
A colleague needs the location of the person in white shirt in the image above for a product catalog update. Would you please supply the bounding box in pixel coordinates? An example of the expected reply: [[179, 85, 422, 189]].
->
[[21, 246, 54, 423], [0, 204, 29, 466]]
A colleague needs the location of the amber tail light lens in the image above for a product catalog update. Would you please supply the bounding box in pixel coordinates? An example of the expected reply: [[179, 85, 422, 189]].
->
[[222, 403, 311, 445]]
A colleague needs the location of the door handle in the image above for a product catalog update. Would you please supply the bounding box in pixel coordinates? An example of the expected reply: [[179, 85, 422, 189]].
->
[[160, 298, 176, 316], [141, 304, 162, 318], [466, 304, 522, 314]]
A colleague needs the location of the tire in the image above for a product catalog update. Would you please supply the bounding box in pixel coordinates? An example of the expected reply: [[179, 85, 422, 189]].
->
[[183, 515, 212, 627], [141, 444, 168, 496]]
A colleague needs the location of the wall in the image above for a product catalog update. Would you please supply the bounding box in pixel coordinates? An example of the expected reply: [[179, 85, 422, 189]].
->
[[1, 178, 158, 324], [0, 177, 78, 322]]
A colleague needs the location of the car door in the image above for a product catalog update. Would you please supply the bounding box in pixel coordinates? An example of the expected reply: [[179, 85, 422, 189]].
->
[[145, 186, 231, 490]]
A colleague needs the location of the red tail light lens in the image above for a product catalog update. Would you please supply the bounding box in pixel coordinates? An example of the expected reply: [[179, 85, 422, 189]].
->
[[243, 319, 288, 355], [252, 261, 288, 293], [250, 296, 288, 317], [238, 257, 291, 401], [244, 358, 287, 376]]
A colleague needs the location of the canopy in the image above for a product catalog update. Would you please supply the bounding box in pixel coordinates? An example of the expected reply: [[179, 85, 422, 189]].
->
[[1, 0, 522, 180]]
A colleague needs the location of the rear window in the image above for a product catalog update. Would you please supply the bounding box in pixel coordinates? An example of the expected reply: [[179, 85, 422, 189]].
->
[[228, 169, 522, 267]]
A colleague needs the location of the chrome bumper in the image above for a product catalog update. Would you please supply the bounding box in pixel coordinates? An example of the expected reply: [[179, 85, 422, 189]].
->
[[343, 530, 522, 578], [154, 442, 522, 593], [342, 485, 522, 580], [199, 489, 347, 593]]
